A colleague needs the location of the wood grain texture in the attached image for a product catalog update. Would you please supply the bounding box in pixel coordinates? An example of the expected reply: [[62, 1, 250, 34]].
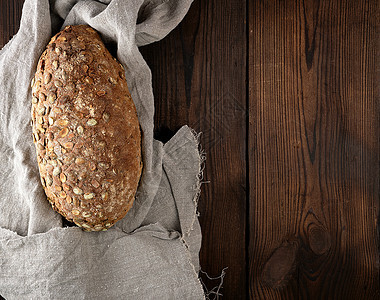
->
[[248, 0, 379, 299], [140, 1, 247, 298], [0, 0, 23, 49]]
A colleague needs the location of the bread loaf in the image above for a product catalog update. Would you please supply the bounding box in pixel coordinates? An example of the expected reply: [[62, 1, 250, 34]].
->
[[31, 25, 143, 231]]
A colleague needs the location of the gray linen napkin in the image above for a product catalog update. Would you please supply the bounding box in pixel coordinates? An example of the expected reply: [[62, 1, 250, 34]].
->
[[0, 0, 204, 298]]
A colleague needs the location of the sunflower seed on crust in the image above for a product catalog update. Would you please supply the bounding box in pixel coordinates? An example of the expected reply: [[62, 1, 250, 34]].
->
[[73, 187, 83, 195], [84, 193, 95, 200], [72, 209, 80, 216], [86, 119, 97, 126]]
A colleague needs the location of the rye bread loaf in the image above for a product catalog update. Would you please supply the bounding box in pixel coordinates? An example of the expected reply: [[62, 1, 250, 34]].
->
[[31, 25, 143, 231]]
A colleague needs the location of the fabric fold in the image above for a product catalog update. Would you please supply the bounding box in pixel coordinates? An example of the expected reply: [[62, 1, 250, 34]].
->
[[0, 225, 205, 299]]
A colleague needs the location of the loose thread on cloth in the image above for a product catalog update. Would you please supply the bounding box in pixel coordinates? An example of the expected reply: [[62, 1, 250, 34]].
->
[[199, 267, 228, 300]]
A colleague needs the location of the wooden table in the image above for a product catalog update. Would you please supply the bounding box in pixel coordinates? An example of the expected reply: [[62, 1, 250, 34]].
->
[[1, 0, 378, 299]]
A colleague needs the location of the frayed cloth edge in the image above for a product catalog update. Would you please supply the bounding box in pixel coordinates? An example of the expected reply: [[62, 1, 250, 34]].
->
[[179, 126, 206, 299]]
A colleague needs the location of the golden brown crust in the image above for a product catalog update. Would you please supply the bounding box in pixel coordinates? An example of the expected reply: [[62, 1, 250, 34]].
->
[[31, 25, 143, 231]]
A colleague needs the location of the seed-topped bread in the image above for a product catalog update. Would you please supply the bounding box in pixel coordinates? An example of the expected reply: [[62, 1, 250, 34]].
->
[[31, 25, 143, 231]]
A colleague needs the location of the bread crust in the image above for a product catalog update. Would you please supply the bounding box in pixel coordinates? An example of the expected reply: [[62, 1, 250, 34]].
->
[[31, 25, 143, 231]]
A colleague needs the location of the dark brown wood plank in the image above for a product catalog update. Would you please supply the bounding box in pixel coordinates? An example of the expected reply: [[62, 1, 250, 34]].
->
[[0, 0, 24, 49], [140, 0, 247, 298], [249, 0, 379, 299]]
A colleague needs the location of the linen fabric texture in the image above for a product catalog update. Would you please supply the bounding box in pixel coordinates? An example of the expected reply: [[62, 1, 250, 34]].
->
[[0, 0, 204, 298]]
